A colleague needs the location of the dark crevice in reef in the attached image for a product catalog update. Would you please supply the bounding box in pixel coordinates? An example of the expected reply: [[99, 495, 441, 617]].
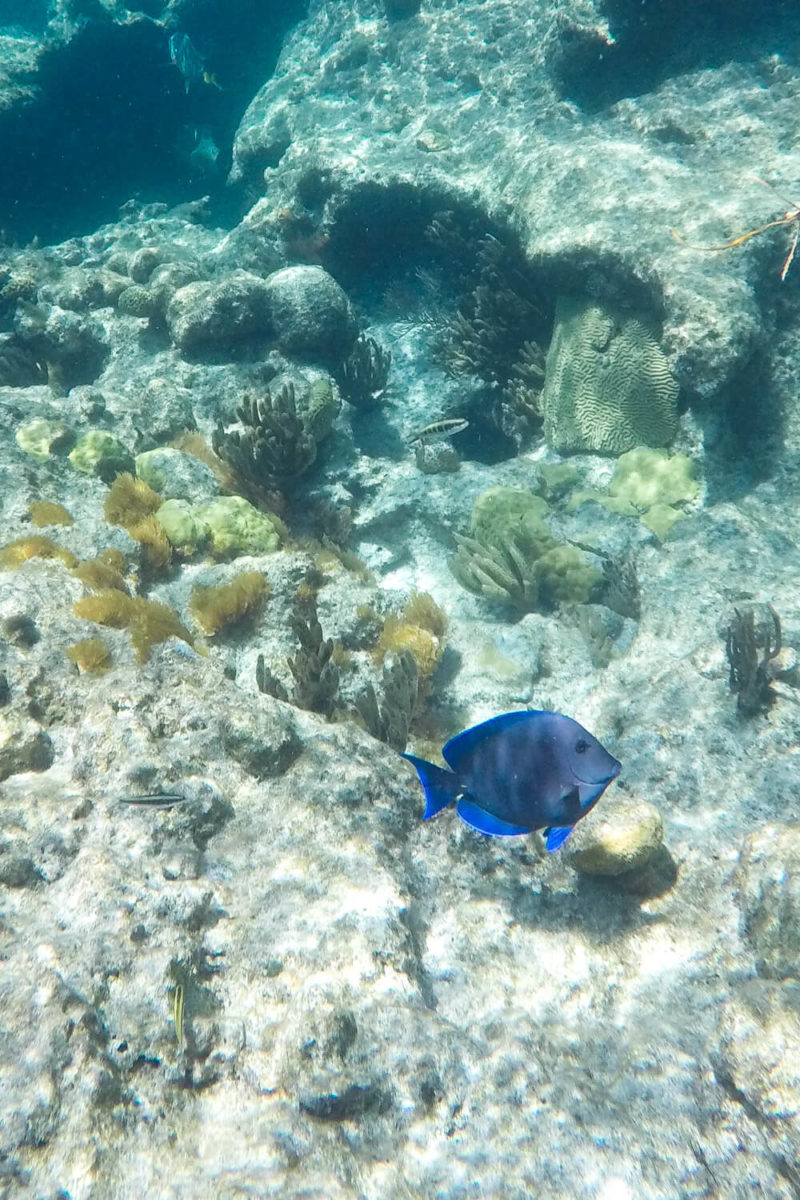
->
[[0, 1, 308, 245], [552, 0, 800, 112]]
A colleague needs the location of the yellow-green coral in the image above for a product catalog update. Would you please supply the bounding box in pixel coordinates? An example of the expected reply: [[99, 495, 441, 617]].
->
[[73, 591, 193, 663], [608, 447, 699, 510], [196, 496, 283, 558], [401, 591, 448, 639], [66, 638, 112, 674], [72, 555, 129, 594], [15, 418, 73, 461], [156, 500, 209, 556], [104, 472, 162, 529], [69, 430, 130, 475], [189, 571, 269, 635], [29, 500, 74, 527], [569, 448, 700, 542], [0, 536, 78, 570]]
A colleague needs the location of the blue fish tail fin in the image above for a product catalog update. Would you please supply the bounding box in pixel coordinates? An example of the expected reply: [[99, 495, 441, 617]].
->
[[401, 754, 460, 819], [544, 825, 575, 853]]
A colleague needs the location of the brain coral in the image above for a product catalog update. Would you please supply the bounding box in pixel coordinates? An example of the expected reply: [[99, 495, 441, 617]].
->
[[541, 296, 679, 455]]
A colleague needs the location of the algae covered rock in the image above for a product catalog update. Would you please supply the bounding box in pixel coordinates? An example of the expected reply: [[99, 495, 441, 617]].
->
[[166, 270, 272, 355], [568, 797, 664, 876], [542, 296, 679, 455], [736, 825, 800, 980], [264, 265, 357, 366], [135, 447, 219, 504]]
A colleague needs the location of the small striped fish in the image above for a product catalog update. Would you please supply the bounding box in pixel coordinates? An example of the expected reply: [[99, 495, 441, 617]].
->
[[409, 417, 469, 445], [119, 794, 186, 809]]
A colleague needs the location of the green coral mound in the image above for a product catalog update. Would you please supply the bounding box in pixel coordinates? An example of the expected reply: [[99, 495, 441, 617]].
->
[[568, 448, 700, 542], [16, 418, 73, 461], [541, 296, 679, 455], [69, 430, 133, 478], [451, 487, 602, 612], [196, 496, 282, 558], [155, 495, 283, 559], [608, 447, 699, 509]]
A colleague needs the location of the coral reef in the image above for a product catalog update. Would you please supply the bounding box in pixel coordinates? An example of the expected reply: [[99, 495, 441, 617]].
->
[[542, 296, 679, 454]]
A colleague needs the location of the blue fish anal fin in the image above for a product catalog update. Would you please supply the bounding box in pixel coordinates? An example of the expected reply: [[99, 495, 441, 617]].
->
[[456, 798, 531, 838], [442, 710, 544, 770], [401, 754, 459, 820], [544, 825, 574, 853]]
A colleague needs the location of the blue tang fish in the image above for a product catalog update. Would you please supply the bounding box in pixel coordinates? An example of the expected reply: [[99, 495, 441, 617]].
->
[[402, 710, 621, 852]]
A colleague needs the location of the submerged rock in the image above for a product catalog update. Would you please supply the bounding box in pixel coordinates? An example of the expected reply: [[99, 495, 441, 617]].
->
[[568, 796, 664, 875]]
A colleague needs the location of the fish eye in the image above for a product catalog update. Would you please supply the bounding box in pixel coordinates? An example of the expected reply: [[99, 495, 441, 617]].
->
[[575, 738, 588, 754]]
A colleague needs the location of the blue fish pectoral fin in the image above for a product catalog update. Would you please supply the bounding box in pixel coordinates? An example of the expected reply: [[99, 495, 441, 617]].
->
[[456, 798, 531, 838], [401, 754, 460, 819], [543, 825, 575, 853]]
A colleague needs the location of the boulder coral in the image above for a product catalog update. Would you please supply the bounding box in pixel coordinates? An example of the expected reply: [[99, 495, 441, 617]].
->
[[542, 296, 679, 454]]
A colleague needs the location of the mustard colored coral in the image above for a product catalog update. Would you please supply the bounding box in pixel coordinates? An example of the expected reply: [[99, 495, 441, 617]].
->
[[0, 536, 78, 570], [73, 591, 193, 663], [189, 571, 269, 635]]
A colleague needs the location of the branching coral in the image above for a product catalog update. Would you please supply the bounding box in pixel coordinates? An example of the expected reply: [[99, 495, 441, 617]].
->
[[725, 603, 782, 716], [355, 649, 419, 752], [336, 333, 392, 408], [287, 595, 339, 716], [211, 383, 317, 496], [450, 487, 602, 613]]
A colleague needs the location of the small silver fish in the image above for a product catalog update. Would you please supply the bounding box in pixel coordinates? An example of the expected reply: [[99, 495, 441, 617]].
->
[[408, 417, 469, 445], [119, 794, 186, 809]]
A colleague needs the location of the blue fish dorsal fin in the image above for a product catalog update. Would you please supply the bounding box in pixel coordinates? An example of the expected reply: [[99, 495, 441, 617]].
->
[[544, 825, 574, 852], [456, 798, 531, 838], [401, 754, 460, 820], [442, 710, 545, 770]]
